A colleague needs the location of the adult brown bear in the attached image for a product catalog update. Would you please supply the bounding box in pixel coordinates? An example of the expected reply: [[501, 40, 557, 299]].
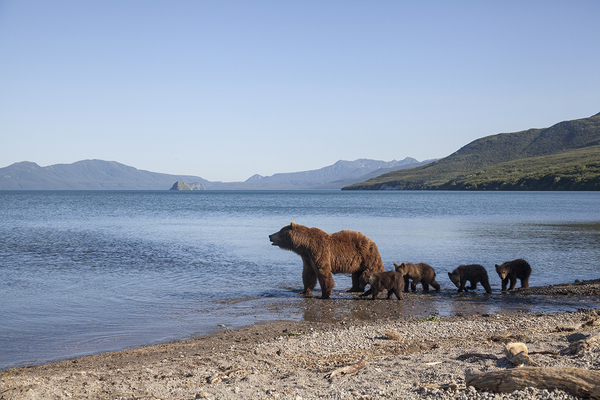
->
[[269, 222, 385, 299]]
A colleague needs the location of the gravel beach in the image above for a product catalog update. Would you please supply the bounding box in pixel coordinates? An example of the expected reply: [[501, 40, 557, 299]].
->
[[2, 280, 600, 400]]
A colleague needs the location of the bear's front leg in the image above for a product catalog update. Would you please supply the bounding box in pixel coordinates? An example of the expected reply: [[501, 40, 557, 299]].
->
[[403, 276, 410, 292], [360, 288, 373, 298], [301, 256, 317, 296], [501, 277, 509, 291], [370, 288, 379, 300], [508, 277, 517, 291]]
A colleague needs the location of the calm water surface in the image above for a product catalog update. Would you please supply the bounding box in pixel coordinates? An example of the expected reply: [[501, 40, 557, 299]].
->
[[1, 190, 600, 369]]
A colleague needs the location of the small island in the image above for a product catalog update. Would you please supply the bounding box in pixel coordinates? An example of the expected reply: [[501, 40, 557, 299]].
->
[[169, 181, 205, 190]]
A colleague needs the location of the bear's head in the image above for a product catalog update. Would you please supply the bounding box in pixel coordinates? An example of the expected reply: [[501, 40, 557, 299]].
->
[[269, 223, 294, 249], [448, 271, 461, 288], [360, 270, 376, 286], [269, 222, 307, 251], [394, 262, 408, 276], [495, 263, 509, 279]]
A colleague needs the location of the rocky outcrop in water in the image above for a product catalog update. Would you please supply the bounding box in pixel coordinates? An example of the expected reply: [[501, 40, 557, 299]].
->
[[169, 181, 205, 190], [188, 182, 205, 190]]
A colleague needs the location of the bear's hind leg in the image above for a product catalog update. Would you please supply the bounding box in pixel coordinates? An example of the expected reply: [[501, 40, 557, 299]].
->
[[348, 271, 363, 292], [317, 272, 335, 299], [521, 277, 529, 289], [466, 280, 478, 291], [430, 279, 441, 292], [482, 277, 492, 294], [422, 282, 430, 292]]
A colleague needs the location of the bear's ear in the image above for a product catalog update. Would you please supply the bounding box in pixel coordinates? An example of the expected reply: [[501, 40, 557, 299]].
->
[[494, 264, 499, 268], [290, 222, 297, 228], [448, 272, 452, 277], [393, 263, 399, 267]]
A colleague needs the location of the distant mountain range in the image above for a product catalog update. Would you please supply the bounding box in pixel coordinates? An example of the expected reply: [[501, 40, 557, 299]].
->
[[0, 157, 430, 191], [344, 112, 600, 191], [0, 160, 210, 190], [206, 158, 432, 190], [5, 112, 598, 191]]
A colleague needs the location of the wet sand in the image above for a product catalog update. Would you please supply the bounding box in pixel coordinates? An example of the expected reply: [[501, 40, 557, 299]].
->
[[1, 280, 599, 400]]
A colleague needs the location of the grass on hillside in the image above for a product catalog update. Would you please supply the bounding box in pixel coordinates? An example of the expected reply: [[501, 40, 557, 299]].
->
[[344, 113, 600, 190], [440, 145, 600, 190]]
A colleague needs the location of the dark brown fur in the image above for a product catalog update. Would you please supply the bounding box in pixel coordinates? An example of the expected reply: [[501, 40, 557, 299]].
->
[[394, 262, 440, 292], [359, 270, 404, 300], [448, 264, 492, 293], [495, 259, 531, 291], [269, 222, 385, 299]]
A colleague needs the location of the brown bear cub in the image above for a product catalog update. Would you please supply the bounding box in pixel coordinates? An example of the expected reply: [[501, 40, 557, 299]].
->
[[495, 259, 531, 291], [394, 262, 440, 292], [269, 222, 385, 299], [359, 270, 404, 300], [448, 264, 492, 293]]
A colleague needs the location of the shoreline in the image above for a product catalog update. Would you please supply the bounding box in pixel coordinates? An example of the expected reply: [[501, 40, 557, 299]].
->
[[2, 280, 600, 400]]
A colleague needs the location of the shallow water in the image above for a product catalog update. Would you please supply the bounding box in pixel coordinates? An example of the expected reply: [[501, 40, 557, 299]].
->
[[1, 190, 600, 369]]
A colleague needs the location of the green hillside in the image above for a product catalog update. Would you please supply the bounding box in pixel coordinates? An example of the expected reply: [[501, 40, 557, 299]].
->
[[343, 112, 600, 190], [440, 145, 600, 190]]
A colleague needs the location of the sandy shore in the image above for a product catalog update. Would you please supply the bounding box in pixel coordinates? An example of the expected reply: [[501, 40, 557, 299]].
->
[[2, 280, 600, 400]]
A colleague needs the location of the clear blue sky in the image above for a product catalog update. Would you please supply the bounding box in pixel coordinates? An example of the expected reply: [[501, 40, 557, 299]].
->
[[1, 1, 599, 182]]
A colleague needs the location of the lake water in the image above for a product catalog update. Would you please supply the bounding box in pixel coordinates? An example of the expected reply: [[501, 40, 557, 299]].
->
[[1, 190, 600, 370]]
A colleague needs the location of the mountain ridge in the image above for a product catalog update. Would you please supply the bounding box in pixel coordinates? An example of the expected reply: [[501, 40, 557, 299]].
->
[[0, 158, 427, 190], [344, 112, 600, 190], [0, 160, 210, 190]]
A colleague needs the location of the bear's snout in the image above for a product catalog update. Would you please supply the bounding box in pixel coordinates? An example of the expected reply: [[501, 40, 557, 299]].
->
[[269, 232, 280, 246]]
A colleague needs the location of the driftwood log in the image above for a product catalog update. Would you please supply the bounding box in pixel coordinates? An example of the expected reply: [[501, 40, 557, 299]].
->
[[325, 356, 367, 379], [458, 352, 499, 360], [466, 367, 600, 399]]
